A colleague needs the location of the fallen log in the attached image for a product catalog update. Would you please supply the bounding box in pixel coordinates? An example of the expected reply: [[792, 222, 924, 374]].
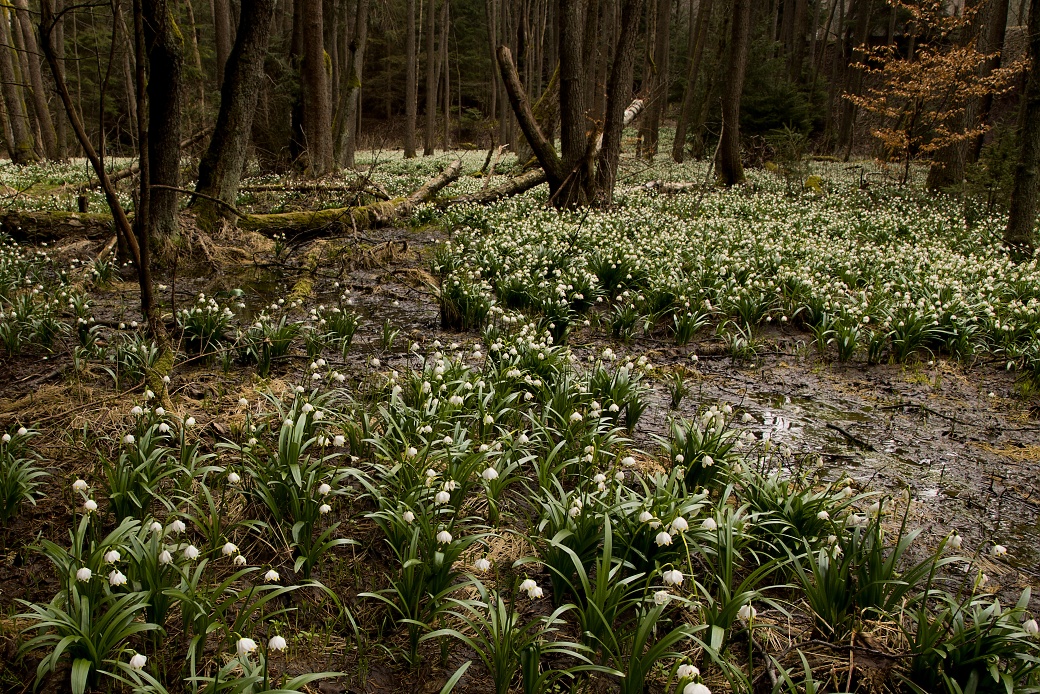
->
[[1, 209, 115, 243], [238, 158, 463, 240], [239, 182, 390, 200]]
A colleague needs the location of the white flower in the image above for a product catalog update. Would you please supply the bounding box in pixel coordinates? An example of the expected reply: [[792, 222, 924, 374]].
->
[[318, 483, 331, 495], [1, 434, 9, 443], [569, 411, 583, 423], [402, 510, 415, 523], [158, 550, 173, 565], [319, 503, 332, 514], [158, 423, 170, 433], [1024, 619, 1039, 636], [481, 468, 499, 481], [130, 406, 143, 416], [435, 490, 451, 504], [334, 435, 346, 447], [155, 407, 165, 416], [83, 499, 98, 513], [129, 653, 147, 669], [662, 569, 684, 586], [227, 472, 241, 484], [701, 517, 717, 531], [265, 569, 280, 582], [149, 521, 162, 533], [702, 455, 714, 467], [677, 664, 700, 679], [169, 519, 186, 534], [104, 550, 121, 563], [949, 532, 963, 550], [222, 542, 238, 556], [655, 531, 672, 546], [184, 545, 200, 560], [234, 554, 247, 566], [738, 603, 757, 621], [239, 398, 249, 407], [519, 578, 542, 599], [993, 544, 1007, 557], [123, 434, 135, 445], [517, 433, 529, 444], [817, 511, 830, 520], [654, 590, 671, 605], [405, 446, 418, 458], [621, 456, 636, 467], [371, 358, 381, 367], [474, 558, 491, 572], [236, 638, 258, 656], [109, 570, 127, 586], [184, 417, 196, 427], [684, 683, 711, 694], [671, 516, 689, 533], [268, 635, 287, 651], [436, 530, 453, 544], [72, 479, 88, 492], [638, 511, 654, 523], [76, 567, 92, 581]]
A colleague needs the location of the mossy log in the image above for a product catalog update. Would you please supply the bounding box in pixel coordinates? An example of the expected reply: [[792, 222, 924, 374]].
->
[[1, 209, 115, 243]]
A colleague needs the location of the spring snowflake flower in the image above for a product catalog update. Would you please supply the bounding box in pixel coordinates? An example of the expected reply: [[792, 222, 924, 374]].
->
[[481, 468, 499, 481], [158, 550, 173, 565], [402, 510, 415, 523], [123, 434, 135, 445], [1024, 619, 1039, 636], [169, 519, 186, 534], [662, 569, 684, 586], [519, 578, 543, 599], [738, 604, 757, 621], [149, 521, 162, 533], [655, 531, 672, 547], [817, 511, 830, 520], [1, 434, 9, 444], [435, 490, 451, 505], [569, 411, 583, 423], [334, 435, 346, 447], [155, 407, 165, 416], [993, 544, 1008, 557], [371, 358, 381, 367], [130, 406, 143, 416], [76, 567, 92, 581], [104, 550, 121, 563], [638, 511, 655, 523], [654, 590, 671, 605], [129, 653, 147, 669], [949, 532, 963, 550], [234, 554, 247, 567], [684, 683, 711, 694], [72, 479, 88, 492], [83, 499, 98, 513], [701, 455, 714, 467], [517, 433, 529, 444], [405, 446, 418, 458], [222, 542, 238, 556], [268, 635, 287, 651], [318, 483, 331, 495], [236, 638, 258, 656], [109, 570, 127, 586], [184, 545, 200, 560], [319, 503, 332, 514], [436, 530, 453, 544], [238, 398, 249, 407], [227, 472, 241, 484], [185, 417, 196, 427], [701, 517, 717, 531], [671, 517, 689, 533], [474, 558, 491, 572], [677, 664, 700, 679], [265, 569, 280, 582]]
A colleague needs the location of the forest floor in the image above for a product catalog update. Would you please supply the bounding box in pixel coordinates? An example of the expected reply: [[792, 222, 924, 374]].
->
[[1, 146, 1039, 693]]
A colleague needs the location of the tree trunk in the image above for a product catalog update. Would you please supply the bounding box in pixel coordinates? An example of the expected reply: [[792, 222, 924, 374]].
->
[[405, 0, 418, 157], [642, 0, 672, 161], [788, 0, 808, 81], [673, 0, 714, 163], [441, 0, 450, 150], [299, 0, 333, 175], [424, 0, 438, 156], [1005, 0, 1040, 256], [334, 0, 370, 168], [142, 0, 185, 245], [194, 0, 277, 226], [13, 0, 58, 159], [973, 0, 1011, 162], [836, 0, 873, 159], [213, 0, 232, 88], [718, 0, 752, 186], [0, 6, 37, 164]]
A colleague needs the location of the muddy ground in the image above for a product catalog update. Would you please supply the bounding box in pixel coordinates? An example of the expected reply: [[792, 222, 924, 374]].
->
[[2, 226, 1039, 692]]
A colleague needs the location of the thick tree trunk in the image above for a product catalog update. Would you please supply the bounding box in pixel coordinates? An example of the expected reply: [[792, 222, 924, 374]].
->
[[0, 6, 37, 164], [405, 0, 418, 157], [13, 0, 58, 159], [334, 0, 370, 168], [299, 0, 333, 175], [673, 0, 714, 163], [143, 0, 184, 245], [1005, 0, 1040, 256], [718, 0, 752, 186], [424, 0, 438, 156], [194, 0, 277, 226]]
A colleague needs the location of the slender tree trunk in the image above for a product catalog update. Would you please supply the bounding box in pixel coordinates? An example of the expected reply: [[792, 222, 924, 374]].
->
[[1005, 0, 1040, 256], [13, 0, 58, 159], [718, 0, 752, 185], [9, 3, 43, 159], [789, 0, 808, 81], [335, 0, 370, 168], [183, 0, 207, 115], [642, 0, 671, 160], [673, 0, 713, 163], [441, 0, 450, 150], [424, 0, 438, 155], [143, 0, 185, 245], [405, 0, 418, 157], [836, 0, 873, 159], [299, 0, 333, 175], [213, 0, 232, 88], [195, 0, 277, 224], [973, 0, 1011, 162], [0, 5, 37, 163]]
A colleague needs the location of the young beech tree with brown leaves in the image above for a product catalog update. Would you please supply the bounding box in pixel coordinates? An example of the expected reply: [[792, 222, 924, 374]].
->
[[845, 0, 1021, 185]]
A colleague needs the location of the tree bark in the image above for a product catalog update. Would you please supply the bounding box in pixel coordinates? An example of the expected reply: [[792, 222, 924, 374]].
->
[[835, 0, 874, 159], [13, 0, 58, 159], [299, 0, 333, 175], [194, 0, 277, 226], [673, 0, 714, 163], [641, 0, 672, 161], [405, 0, 418, 157], [718, 0, 752, 186], [0, 5, 37, 164], [334, 0, 370, 168], [142, 0, 185, 245], [213, 0, 232, 88], [1005, 0, 1040, 256], [424, 0, 438, 156]]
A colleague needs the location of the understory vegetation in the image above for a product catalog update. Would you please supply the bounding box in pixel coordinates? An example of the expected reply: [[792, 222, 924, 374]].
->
[[1, 154, 1039, 693]]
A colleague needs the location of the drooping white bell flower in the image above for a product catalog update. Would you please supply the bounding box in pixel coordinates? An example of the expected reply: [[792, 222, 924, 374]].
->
[[265, 569, 280, 582], [109, 570, 127, 586], [76, 567, 92, 581], [402, 510, 415, 523], [655, 531, 672, 547], [83, 499, 98, 513], [662, 569, 684, 586], [436, 530, 453, 544], [183, 545, 200, 560], [236, 638, 258, 656], [104, 550, 121, 563], [654, 590, 671, 605], [671, 516, 689, 533], [158, 550, 173, 565], [268, 635, 287, 651], [72, 479, 88, 492], [222, 542, 238, 556], [701, 517, 717, 531], [474, 558, 491, 572], [481, 468, 499, 481], [684, 683, 711, 694], [169, 519, 186, 534], [677, 664, 700, 679], [738, 604, 757, 621], [129, 653, 147, 669]]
